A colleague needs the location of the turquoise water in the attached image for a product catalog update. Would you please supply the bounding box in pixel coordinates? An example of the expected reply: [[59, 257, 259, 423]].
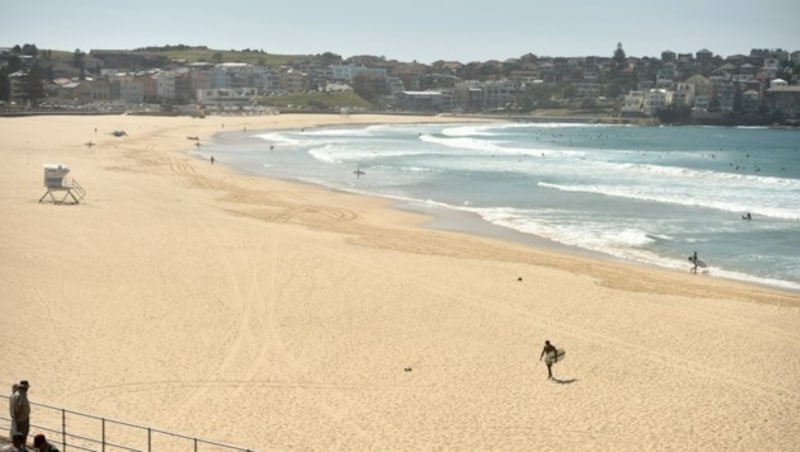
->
[[202, 122, 800, 292]]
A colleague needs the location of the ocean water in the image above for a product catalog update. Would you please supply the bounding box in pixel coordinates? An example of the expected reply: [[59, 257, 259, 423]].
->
[[201, 121, 800, 292]]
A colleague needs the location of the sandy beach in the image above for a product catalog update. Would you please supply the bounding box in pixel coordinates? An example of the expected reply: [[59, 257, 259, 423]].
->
[[1, 113, 799, 451]]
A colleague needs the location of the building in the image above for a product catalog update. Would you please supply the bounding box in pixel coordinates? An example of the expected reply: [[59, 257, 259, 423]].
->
[[196, 87, 258, 110], [278, 69, 309, 93], [765, 81, 800, 120], [114, 75, 144, 104], [330, 64, 387, 82], [643, 89, 667, 115], [621, 91, 645, 116], [396, 91, 444, 111], [667, 82, 695, 108]]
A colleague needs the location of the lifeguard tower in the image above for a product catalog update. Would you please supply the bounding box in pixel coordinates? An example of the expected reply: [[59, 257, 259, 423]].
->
[[39, 163, 86, 204]]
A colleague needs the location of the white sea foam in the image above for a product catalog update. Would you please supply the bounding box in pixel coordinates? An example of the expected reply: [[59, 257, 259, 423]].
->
[[420, 133, 589, 158], [441, 123, 532, 137], [297, 127, 375, 137], [538, 182, 800, 220], [254, 131, 308, 145], [223, 122, 800, 291], [400, 166, 433, 173], [307, 145, 433, 163], [419, 134, 510, 154]]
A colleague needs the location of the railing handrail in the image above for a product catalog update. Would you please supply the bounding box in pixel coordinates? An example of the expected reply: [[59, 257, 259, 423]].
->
[[1, 395, 256, 451]]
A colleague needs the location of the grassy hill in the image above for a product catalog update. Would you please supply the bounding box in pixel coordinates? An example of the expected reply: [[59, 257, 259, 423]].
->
[[35, 46, 313, 78], [128, 45, 311, 66]]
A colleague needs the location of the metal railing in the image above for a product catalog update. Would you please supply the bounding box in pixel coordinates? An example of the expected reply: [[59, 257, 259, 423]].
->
[[1, 396, 255, 452]]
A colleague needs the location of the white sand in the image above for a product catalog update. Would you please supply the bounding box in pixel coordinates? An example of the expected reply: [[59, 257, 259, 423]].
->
[[1, 114, 799, 451]]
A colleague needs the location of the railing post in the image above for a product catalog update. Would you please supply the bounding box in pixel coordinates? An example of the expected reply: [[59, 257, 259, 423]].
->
[[61, 408, 66, 451], [1, 395, 253, 452]]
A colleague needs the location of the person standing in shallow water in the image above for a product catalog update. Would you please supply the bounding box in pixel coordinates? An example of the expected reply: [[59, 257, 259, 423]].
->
[[539, 340, 558, 380]]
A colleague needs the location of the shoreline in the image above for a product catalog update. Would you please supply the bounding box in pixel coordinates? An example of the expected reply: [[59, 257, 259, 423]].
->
[[204, 121, 800, 298], [2, 114, 799, 451]]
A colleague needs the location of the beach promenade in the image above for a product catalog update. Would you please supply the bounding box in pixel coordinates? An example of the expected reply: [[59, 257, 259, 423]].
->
[[1, 114, 799, 451]]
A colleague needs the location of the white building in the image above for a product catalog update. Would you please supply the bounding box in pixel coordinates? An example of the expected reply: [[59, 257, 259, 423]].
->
[[644, 89, 667, 115], [330, 64, 387, 82], [113, 74, 144, 104], [667, 82, 695, 108], [196, 88, 258, 108], [621, 91, 645, 114], [155, 71, 176, 100]]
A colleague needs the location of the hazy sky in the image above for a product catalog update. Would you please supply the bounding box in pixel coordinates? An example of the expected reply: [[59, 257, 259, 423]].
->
[[2, 0, 798, 63]]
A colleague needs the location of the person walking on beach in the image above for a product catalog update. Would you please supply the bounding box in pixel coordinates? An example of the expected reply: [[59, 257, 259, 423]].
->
[[690, 251, 699, 274], [539, 340, 558, 380], [10, 380, 30, 446]]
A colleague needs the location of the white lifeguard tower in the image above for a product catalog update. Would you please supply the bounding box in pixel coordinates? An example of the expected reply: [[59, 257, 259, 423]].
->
[[39, 163, 86, 204]]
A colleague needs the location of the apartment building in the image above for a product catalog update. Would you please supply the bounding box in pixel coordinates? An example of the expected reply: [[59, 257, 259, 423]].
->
[[277, 69, 309, 93], [621, 91, 645, 116], [643, 89, 667, 115], [196, 87, 258, 109]]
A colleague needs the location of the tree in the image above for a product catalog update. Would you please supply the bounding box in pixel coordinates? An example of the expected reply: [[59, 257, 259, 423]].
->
[[351, 73, 380, 102], [605, 81, 624, 100], [776, 61, 796, 84], [23, 64, 46, 105], [502, 60, 521, 77], [21, 43, 38, 57], [656, 104, 691, 123], [0, 68, 10, 102], [6, 54, 22, 74], [612, 42, 627, 78], [319, 52, 343, 67], [72, 49, 86, 79]]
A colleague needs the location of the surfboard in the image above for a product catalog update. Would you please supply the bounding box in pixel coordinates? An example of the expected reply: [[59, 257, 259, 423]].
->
[[545, 349, 566, 365], [688, 256, 707, 268]]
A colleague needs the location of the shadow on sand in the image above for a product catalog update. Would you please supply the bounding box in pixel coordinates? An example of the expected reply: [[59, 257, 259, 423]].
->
[[551, 377, 578, 385]]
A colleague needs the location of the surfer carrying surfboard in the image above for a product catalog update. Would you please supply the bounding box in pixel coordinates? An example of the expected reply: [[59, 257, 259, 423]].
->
[[688, 251, 707, 274], [539, 340, 558, 380]]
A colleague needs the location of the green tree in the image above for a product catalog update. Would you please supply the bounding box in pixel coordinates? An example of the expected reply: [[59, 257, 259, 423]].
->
[[605, 81, 624, 99], [502, 59, 521, 77], [212, 52, 223, 64], [21, 43, 38, 57], [6, 54, 22, 73], [776, 61, 796, 84], [478, 63, 499, 80], [72, 48, 86, 79], [319, 52, 343, 67], [612, 42, 627, 77], [24, 64, 46, 105], [351, 73, 379, 102], [656, 105, 691, 123], [0, 68, 10, 102]]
